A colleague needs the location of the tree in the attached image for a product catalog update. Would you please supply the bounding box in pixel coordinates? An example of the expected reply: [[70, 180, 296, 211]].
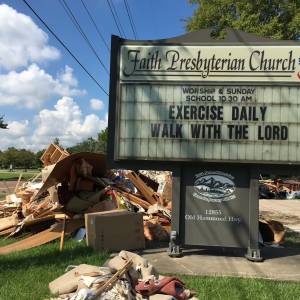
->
[[67, 128, 108, 154], [186, 0, 300, 39], [35, 149, 45, 169], [0, 148, 37, 169], [0, 116, 7, 129], [97, 128, 108, 153], [53, 137, 60, 146]]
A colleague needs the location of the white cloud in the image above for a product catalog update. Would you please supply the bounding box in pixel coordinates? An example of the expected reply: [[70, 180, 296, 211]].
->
[[0, 120, 30, 149], [0, 64, 85, 108], [0, 4, 60, 71], [7, 120, 30, 137], [0, 5, 106, 151], [31, 96, 107, 149], [58, 65, 78, 87], [90, 98, 104, 111], [0, 97, 108, 151]]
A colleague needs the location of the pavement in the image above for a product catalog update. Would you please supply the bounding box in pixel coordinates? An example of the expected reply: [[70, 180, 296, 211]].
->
[[135, 200, 300, 282], [139, 246, 300, 282]]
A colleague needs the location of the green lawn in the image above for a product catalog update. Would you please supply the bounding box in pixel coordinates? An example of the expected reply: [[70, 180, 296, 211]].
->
[[0, 239, 109, 300], [0, 238, 300, 300], [285, 230, 300, 248], [180, 275, 300, 300], [0, 170, 40, 181]]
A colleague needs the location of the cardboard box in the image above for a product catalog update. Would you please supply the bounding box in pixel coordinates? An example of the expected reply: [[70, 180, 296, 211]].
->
[[85, 209, 145, 251]]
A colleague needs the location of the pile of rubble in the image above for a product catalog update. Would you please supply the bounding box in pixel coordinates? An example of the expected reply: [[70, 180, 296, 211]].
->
[[0, 144, 172, 254], [49, 250, 197, 300], [260, 178, 300, 199]]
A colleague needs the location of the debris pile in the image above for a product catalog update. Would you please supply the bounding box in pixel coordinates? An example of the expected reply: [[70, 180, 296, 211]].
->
[[259, 178, 300, 199], [49, 250, 197, 300], [0, 144, 172, 254]]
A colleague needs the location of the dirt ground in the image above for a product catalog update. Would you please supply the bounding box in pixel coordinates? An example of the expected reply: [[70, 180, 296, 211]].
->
[[0, 181, 26, 200], [260, 200, 300, 232]]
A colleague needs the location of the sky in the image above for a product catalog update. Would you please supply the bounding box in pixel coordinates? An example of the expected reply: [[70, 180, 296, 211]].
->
[[0, 0, 196, 151]]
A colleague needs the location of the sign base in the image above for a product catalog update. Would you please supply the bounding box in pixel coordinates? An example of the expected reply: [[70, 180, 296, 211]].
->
[[245, 247, 264, 262], [169, 164, 263, 262], [168, 230, 182, 257]]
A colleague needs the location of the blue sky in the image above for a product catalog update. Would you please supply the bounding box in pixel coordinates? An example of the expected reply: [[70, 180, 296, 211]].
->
[[0, 0, 195, 151]]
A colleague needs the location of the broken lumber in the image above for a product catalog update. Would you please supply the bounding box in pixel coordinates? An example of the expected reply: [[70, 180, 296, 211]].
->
[[121, 191, 151, 209], [0, 227, 16, 237], [40, 143, 70, 166], [0, 219, 83, 255], [0, 214, 19, 232], [92, 259, 133, 298], [126, 171, 161, 205], [59, 215, 66, 252], [14, 173, 23, 193]]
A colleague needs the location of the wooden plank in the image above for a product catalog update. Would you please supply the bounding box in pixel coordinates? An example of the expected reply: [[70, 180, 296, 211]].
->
[[0, 227, 16, 237], [14, 173, 23, 193], [0, 219, 83, 255], [121, 192, 150, 209], [92, 260, 133, 298], [23, 215, 55, 227], [126, 171, 160, 205], [59, 215, 66, 252], [0, 215, 19, 232]]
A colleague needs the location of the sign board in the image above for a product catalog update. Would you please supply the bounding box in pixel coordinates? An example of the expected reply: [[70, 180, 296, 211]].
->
[[183, 167, 251, 248], [120, 45, 300, 82], [115, 44, 300, 164]]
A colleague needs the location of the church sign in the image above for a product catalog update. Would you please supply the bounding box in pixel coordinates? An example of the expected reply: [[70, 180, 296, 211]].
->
[[108, 29, 300, 261], [116, 44, 300, 164]]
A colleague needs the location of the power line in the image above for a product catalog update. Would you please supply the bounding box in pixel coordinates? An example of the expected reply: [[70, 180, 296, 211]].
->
[[110, 0, 127, 37], [124, 0, 138, 39], [106, 0, 126, 37], [21, 0, 108, 96], [79, 0, 110, 52], [59, 0, 109, 75]]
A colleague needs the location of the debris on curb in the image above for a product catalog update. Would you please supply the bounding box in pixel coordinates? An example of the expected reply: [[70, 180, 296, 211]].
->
[[48, 250, 198, 300]]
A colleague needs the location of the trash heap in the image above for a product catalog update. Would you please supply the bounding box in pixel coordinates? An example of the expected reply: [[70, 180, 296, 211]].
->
[[259, 178, 300, 199], [49, 250, 198, 300], [0, 144, 172, 254]]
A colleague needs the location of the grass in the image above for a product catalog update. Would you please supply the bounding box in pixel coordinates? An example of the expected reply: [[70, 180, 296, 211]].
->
[[179, 275, 300, 300], [0, 170, 40, 181], [0, 239, 109, 300], [0, 237, 300, 300], [284, 230, 300, 248]]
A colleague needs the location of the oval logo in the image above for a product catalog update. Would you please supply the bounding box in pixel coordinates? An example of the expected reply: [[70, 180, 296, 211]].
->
[[193, 171, 236, 203]]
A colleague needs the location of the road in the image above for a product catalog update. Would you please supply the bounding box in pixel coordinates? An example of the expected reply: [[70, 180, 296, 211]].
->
[[0, 181, 26, 194]]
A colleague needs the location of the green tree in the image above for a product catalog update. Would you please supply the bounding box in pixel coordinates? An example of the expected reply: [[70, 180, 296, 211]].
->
[[186, 0, 300, 39], [0, 150, 4, 168], [34, 149, 45, 169], [67, 128, 108, 154], [1, 148, 37, 169], [96, 128, 108, 153], [0, 116, 8, 129], [53, 137, 60, 146]]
